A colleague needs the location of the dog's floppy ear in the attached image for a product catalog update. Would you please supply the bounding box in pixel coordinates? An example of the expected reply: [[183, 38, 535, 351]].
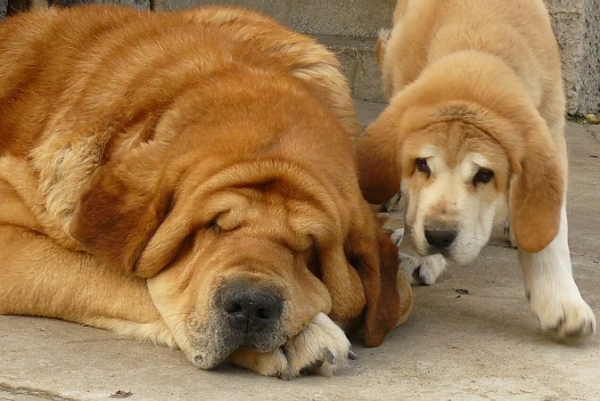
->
[[356, 108, 402, 205], [69, 162, 173, 278], [361, 229, 412, 347], [344, 210, 412, 347], [509, 128, 565, 253]]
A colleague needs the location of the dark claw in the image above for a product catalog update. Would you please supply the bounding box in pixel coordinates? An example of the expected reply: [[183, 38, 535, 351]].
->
[[348, 350, 358, 360], [416, 267, 431, 286], [412, 266, 421, 283], [279, 371, 293, 381], [299, 358, 324, 377], [324, 349, 335, 365]]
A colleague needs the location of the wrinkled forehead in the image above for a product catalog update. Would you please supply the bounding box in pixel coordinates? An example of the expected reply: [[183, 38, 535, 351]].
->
[[206, 187, 336, 249], [402, 121, 508, 168]]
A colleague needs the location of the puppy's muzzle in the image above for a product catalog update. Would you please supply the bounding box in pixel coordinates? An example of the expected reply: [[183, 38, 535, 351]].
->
[[424, 223, 457, 252], [217, 281, 283, 348]]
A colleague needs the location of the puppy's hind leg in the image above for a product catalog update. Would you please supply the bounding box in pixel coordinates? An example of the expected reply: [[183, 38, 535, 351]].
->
[[519, 205, 595, 340]]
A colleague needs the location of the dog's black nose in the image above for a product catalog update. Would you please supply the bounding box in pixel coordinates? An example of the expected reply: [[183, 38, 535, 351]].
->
[[219, 282, 282, 333], [425, 228, 457, 248]]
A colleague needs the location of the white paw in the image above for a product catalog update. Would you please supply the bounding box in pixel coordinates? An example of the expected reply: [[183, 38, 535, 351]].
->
[[278, 312, 352, 379], [400, 252, 447, 286], [392, 228, 448, 286], [530, 291, 596, 340], [236, 312, 353, 379]]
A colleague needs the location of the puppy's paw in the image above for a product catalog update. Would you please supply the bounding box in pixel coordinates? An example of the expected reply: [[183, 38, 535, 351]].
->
[[399, 252, 447, 286], [530, 291, 596, 341], [228, 312, 352, 378], [391, 228, 447, 286]]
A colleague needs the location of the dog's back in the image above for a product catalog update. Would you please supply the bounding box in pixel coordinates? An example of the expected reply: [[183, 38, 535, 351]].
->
[[0, 5, 360, 159], [382, 0, 565, 139]]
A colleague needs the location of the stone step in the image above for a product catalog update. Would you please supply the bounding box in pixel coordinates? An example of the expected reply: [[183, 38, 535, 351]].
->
[[163, 0, 600, 114], [317, 36, 384, 102], [165, 0, 395, 38], [165, 0, 391, 102], [2, 0, 596, 113]]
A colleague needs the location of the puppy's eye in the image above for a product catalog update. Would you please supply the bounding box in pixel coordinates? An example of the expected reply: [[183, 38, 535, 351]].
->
[[473, 168, 494, 185], [415, 158, 431, 175]]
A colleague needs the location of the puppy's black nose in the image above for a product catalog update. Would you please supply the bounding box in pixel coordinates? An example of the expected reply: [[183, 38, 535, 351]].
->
[[425, 229, 457, 248], [219, 282, 282, 333]]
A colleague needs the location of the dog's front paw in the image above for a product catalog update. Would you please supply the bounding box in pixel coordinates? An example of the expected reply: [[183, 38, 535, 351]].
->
[[530, 291, 596, 341], [228, 312, 352, 378], [278, 312, 352, 379]]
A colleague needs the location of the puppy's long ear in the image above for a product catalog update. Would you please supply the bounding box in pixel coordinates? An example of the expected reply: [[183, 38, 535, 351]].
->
[[356, 108, 402, 205], [509, 127, 565, 253], [69, 163, 172, 277]]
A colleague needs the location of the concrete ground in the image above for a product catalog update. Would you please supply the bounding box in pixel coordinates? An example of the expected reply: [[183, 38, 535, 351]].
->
[[1, 101, 599, 401]]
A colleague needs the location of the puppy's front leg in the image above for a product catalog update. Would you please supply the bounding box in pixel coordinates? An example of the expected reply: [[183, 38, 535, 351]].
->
[[519, 205, 595, 340], [392, 228, 447, 286]]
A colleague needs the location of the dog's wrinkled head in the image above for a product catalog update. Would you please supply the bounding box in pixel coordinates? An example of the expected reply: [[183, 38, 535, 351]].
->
[[67, 73, 405, 368]]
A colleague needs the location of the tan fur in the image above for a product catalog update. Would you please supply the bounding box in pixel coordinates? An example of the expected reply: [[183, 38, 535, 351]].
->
[[358, 0, 565, 253], [357, 0, 595, 339], [0, 5, 412, 377]]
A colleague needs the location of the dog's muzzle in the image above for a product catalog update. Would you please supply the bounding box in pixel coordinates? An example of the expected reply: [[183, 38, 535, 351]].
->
[[220, 281, 283, 333], [216, 281, 284, 351]]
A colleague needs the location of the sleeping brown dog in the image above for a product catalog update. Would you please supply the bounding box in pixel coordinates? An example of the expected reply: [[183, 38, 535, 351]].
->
[[0, 5, 413, 378]]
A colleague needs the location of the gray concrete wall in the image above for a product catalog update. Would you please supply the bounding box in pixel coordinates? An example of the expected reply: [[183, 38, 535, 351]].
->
[[166, 0, 600, 114], [166, 0, 397, 37], [581, 0, 599, 115], [52, 0, 150, 9], [1, 0, 598, 113], [547, 0, 600, 115], [0, 0, 7, 18]]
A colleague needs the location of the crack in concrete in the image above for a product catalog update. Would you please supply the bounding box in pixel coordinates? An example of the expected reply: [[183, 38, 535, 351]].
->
[[0, 383, 78, 401]]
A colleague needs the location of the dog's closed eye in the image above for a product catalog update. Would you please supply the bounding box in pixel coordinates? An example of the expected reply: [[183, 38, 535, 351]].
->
[[472, 168, 494, 185], [207, 218, 222, 233]]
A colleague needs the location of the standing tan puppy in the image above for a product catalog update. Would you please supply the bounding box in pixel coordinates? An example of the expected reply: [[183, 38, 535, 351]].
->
[[358, 0, 595, 340]]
